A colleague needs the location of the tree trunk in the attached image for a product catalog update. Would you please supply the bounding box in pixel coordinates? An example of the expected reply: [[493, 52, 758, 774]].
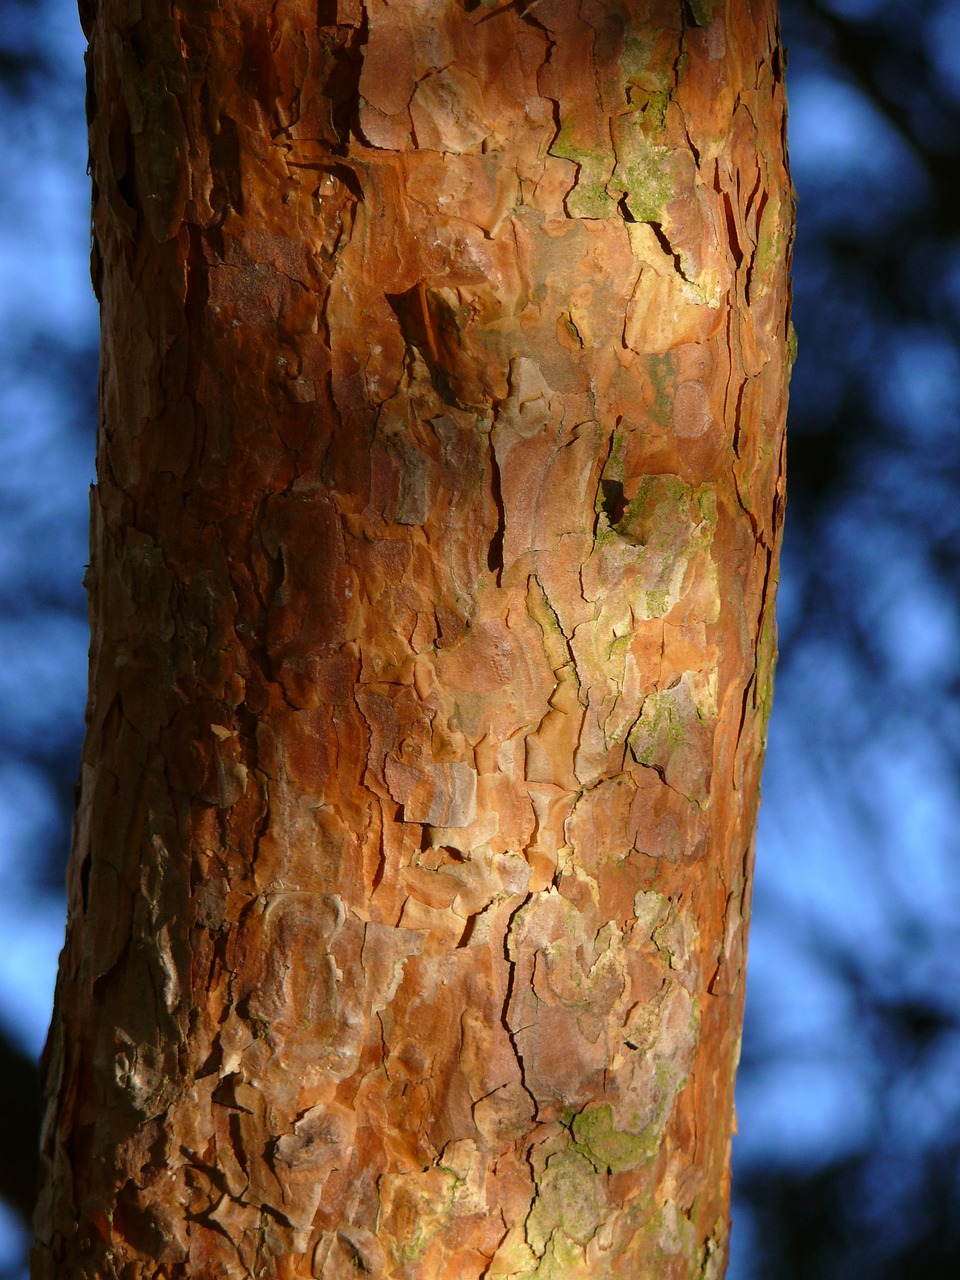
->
[[34, 1, 791, 1275]]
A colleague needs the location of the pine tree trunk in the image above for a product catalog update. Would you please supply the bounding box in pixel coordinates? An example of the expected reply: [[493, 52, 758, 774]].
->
[[35, 1, 791, 1275]]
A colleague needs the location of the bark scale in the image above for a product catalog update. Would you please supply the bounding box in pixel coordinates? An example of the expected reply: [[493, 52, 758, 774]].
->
[[35, 1, 791, 1276]]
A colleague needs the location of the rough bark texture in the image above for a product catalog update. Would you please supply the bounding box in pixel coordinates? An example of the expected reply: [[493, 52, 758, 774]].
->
[[36, 1, 791, 1276]]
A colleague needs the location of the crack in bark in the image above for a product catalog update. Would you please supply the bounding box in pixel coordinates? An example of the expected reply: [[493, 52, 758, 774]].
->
[[649, 219, 694, 283], [720, 188, 745, 272], [743, 186, 769, 306], [501, 893, 538, 1116], [487, 432, 505, 584]]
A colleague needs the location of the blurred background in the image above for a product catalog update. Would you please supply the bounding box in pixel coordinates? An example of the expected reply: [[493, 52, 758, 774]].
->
[[1, 0, 959, 1275]]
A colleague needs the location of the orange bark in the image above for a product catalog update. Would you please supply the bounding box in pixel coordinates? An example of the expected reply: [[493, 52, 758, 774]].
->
[[35, 1, 791, 1276]]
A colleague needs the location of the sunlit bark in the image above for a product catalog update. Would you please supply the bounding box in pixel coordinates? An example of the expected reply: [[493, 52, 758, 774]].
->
[[35, 1, 791, 1275]]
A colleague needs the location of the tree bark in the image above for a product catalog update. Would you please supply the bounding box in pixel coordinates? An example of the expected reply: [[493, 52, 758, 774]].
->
[[35, 1, 791, 1275]]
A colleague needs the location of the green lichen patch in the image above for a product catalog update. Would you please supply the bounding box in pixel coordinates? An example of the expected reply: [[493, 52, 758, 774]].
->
[[754, 583, 779, 738], [641, 1200, 698, 1265], [571, 1104, 658, 1173], [628, 672, 715, 806], [603, 422, 628, 484], [620, 27, 681, 100], [647, 351, 678, 428], [621, 34, 657, 87], [610, 114, 674, 225], [566, 173, 619, 220], [382, 1166, 465, 1266], [687, 0, 714, 26], [787, 321, 799, 365], [640, 90, 671, 136], [750, 191, 786, 301], [587, 464, 718, 629], [527, 1229, 589, 1279], [696, 485, 718, 529], [525, 1149, 604, 1255], [629, 689, 686, 766], [549, 117, 618, 220], [601, 471, 715, 565], [644, 587, 670, 618], [634, 889, 670, 937], [616, 474, 689, 550]]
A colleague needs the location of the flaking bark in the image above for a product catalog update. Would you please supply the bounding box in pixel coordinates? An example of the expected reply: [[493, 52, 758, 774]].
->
[[35, 1, 792, 1276]]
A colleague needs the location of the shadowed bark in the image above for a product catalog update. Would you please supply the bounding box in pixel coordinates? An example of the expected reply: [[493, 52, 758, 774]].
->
[[34, 1, 791, 1275]]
